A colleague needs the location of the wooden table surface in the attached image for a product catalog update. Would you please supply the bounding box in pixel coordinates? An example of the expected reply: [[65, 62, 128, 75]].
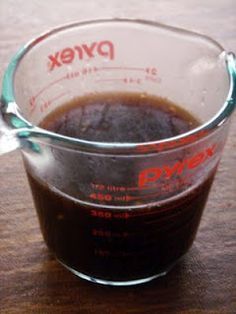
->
[[0, 1, 235, 313]]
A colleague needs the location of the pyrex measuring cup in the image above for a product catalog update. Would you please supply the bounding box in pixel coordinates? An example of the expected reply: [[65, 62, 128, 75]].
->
[[0, 19, 235, 286]]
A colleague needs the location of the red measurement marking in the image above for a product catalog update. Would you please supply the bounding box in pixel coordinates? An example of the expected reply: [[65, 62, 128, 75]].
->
[[98, 66, 144, 72], [113, 212, 130, 219], [97, 66, 157, 76], [126, 183, 173, 191], [107, 185, 126, 192], [96, 77, 142, 84], [92, 228, 129, 238], [124, 77, 141, 84], [126, 179, 190, 202], [29, 103, 37, 115], [89, 193, 112, 202], [127, 186, 146, 191], [92, 183, 128, 192], [146, 67, 158, 75], [90, 209, 130, 219], [90, 209, 112, 219], [92, 229, 112, 238], [91, 183, 106, 191], [128, 187, 200, 218], [66, 70, 80, 79], [30, 76, 67, 105], [91, 183, 169, 193], [136, 130, 209, 153], [95, 78, 125, 82], [145, 76, 161, 83], [125, 191, 162, 202], [82, 66, 98, 75], [66, 66, 98, 79], [39, 91, 69, 113], [91, 177, 191, 194], [114, 195, 131, 202]]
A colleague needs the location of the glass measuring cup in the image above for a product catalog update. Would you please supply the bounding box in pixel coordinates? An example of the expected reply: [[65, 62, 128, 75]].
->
[[0, 19, 235, 286]]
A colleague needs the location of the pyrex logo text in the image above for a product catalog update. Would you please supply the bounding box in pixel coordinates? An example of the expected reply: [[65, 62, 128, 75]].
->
[[48, 40, 114, 71], [138, 144, 217, 187]]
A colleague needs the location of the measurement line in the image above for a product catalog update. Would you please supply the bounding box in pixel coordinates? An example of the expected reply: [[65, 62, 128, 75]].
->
[[127, 176, 190, 192], [128, 191, 162, 201], [30, 91, 69, 114], [30, 105, 36, 115], [95, 78, 125, 82], [31, 75, 67, 102], [125, 200, 184, 217], [47, 90, 69, 104], [127, 183, 180, 191], [127, 184, 162, 191], [97, 66, 146, 72], [126, 191, 198, 217]]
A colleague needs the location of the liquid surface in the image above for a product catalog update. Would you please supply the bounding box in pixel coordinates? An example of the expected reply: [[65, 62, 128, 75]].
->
[[25, 92, 214, 283], [39, 92, 200, 142]]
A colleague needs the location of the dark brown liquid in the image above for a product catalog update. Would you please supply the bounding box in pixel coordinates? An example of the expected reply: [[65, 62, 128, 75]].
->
[[26, 92, 214, 282], [39, 92, 199, 142]]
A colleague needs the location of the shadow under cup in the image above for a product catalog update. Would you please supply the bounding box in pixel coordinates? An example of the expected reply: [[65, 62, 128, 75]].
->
[[2, 20, 236, 285]]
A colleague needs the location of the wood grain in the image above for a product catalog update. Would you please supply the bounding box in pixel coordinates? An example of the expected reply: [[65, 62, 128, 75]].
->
[[0, 1, 235, 313]]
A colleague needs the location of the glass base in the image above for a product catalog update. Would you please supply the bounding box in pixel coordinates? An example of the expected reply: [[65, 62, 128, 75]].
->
[[58, 259, 171, 286]]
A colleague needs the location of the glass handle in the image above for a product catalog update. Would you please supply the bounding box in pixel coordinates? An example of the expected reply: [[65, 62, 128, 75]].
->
[[0, 111, 21, 155], [0, 100, 39, 155], [226, 52, 236, 115], [227, 52, 236, 96]]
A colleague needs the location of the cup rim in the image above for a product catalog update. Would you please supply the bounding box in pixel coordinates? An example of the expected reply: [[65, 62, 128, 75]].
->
[[1, 18, 236, 154]]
